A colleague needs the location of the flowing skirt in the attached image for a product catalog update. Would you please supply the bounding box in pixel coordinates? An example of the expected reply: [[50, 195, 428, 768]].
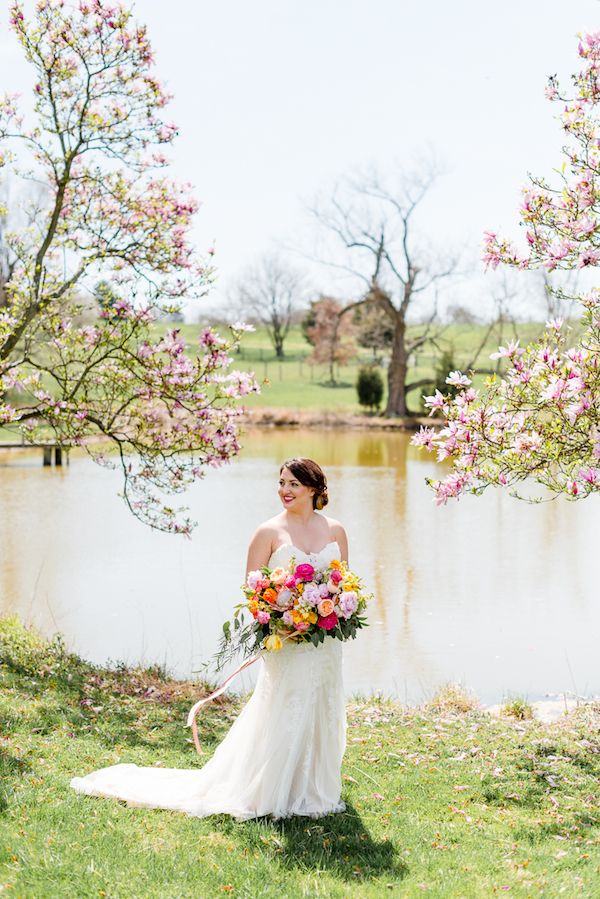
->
[[70, 639, 346, 820]]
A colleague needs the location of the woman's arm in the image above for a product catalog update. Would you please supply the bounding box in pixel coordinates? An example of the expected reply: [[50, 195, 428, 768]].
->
[[330, 520, 349, 564], [245, 527, 275, 577]]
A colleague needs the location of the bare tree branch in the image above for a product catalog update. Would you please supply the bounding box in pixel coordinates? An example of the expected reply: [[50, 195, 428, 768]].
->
[[310, 163, 459, 415], [231, 254, 306, 359]]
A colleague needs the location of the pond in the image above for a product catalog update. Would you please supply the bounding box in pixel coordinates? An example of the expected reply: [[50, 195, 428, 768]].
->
[[0, 428, 598, 705]]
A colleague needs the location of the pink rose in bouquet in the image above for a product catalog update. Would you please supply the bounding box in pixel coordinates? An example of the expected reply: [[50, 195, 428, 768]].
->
[[257, 610, 271, 625], [326, 577, 341, 593], [330, 569, 343, 585], [317, 611, 338, 631], [294, 563, 315, 581]]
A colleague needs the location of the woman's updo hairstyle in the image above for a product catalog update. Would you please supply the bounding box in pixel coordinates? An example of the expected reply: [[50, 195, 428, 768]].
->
[[280, 457, 329, 510]]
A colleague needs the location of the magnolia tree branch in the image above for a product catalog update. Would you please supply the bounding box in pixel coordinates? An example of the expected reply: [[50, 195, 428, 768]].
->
[[412, 33, 600, 502], [0, 0, 259, 534]]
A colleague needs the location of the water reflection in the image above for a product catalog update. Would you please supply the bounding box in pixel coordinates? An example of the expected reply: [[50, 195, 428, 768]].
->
[[0, 432, 598, 704]]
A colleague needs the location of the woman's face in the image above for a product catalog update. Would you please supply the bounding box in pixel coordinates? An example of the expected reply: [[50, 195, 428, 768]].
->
[[278, 467, 314, 511]]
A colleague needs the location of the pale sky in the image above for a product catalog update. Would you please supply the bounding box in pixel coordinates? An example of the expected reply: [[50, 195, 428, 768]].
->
[[1, 0, 600, 317]]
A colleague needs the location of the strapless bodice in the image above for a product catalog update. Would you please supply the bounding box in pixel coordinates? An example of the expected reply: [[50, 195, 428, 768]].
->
[[268, 541, 340, 570]]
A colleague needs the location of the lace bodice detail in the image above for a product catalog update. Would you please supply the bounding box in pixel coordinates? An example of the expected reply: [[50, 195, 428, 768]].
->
[[268, 540, 341, 571]]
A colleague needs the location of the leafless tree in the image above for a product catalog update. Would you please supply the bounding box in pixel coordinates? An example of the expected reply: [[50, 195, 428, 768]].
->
[[311, 164, 458, 416], [232, 254, 306, 359], [460, 272, 522, 374], [537, 269, 582, 323]]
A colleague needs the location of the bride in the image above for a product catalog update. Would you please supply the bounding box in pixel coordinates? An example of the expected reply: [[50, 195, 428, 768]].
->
[[70, 457, 348, 820]]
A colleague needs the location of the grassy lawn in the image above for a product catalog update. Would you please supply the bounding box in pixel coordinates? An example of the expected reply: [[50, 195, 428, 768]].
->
[[164, 320, 566, 414], [1, 616, 599, 897], [0, 320, 580, 427]]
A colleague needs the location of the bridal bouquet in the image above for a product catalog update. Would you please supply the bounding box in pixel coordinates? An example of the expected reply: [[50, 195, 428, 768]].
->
[[215, 556, 370, 669]]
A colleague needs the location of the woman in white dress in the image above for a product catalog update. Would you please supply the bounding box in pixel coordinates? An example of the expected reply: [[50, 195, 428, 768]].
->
[[70, 457, 348, 820]]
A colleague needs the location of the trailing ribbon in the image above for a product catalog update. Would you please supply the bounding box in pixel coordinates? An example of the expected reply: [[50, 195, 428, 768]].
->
[[186, 651, 263, 755], [187, 632, 303, 755]]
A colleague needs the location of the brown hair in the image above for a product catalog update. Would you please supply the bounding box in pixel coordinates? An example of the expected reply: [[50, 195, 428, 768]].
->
[[280, 457, 329, 510]]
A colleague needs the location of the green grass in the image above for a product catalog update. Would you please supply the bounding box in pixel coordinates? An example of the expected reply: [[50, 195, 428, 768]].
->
[[164, 320, 579, 413], [1, 320, 582, 424], [1, 615, 599, 897]]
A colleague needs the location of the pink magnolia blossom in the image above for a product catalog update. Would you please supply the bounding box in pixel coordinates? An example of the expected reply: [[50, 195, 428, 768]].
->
[[489, 340, 524, 361], [412, 426, 437, 451], [445, 371, 471, 388], [423, 389, 447, 414]]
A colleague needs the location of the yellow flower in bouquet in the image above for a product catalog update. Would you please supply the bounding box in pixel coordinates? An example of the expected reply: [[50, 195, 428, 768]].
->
[[265, 634, 282, 652]]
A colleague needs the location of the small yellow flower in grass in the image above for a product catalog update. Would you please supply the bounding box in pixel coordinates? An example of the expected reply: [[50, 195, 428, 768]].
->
[[265, 634, 282, 652]]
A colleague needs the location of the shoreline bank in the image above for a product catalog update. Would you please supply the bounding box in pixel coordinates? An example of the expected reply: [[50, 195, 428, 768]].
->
[[1, 615, 594, 725], [241, 406, 439, 431]]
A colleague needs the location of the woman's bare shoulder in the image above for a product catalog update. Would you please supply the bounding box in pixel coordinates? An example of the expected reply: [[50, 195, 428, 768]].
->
[[246, 516, 284, 574], [248, 515, 283, 546], [322, 514, 347, 539], [321, 515, 349, 561]]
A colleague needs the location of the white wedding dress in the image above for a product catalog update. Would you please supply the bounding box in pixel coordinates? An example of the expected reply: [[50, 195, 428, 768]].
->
[[70, 541, 347, 820]]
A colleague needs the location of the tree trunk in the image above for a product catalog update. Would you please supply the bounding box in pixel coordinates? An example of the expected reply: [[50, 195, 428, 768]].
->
[[273, 330, 285, 359], [385, 315, 409, 417]]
